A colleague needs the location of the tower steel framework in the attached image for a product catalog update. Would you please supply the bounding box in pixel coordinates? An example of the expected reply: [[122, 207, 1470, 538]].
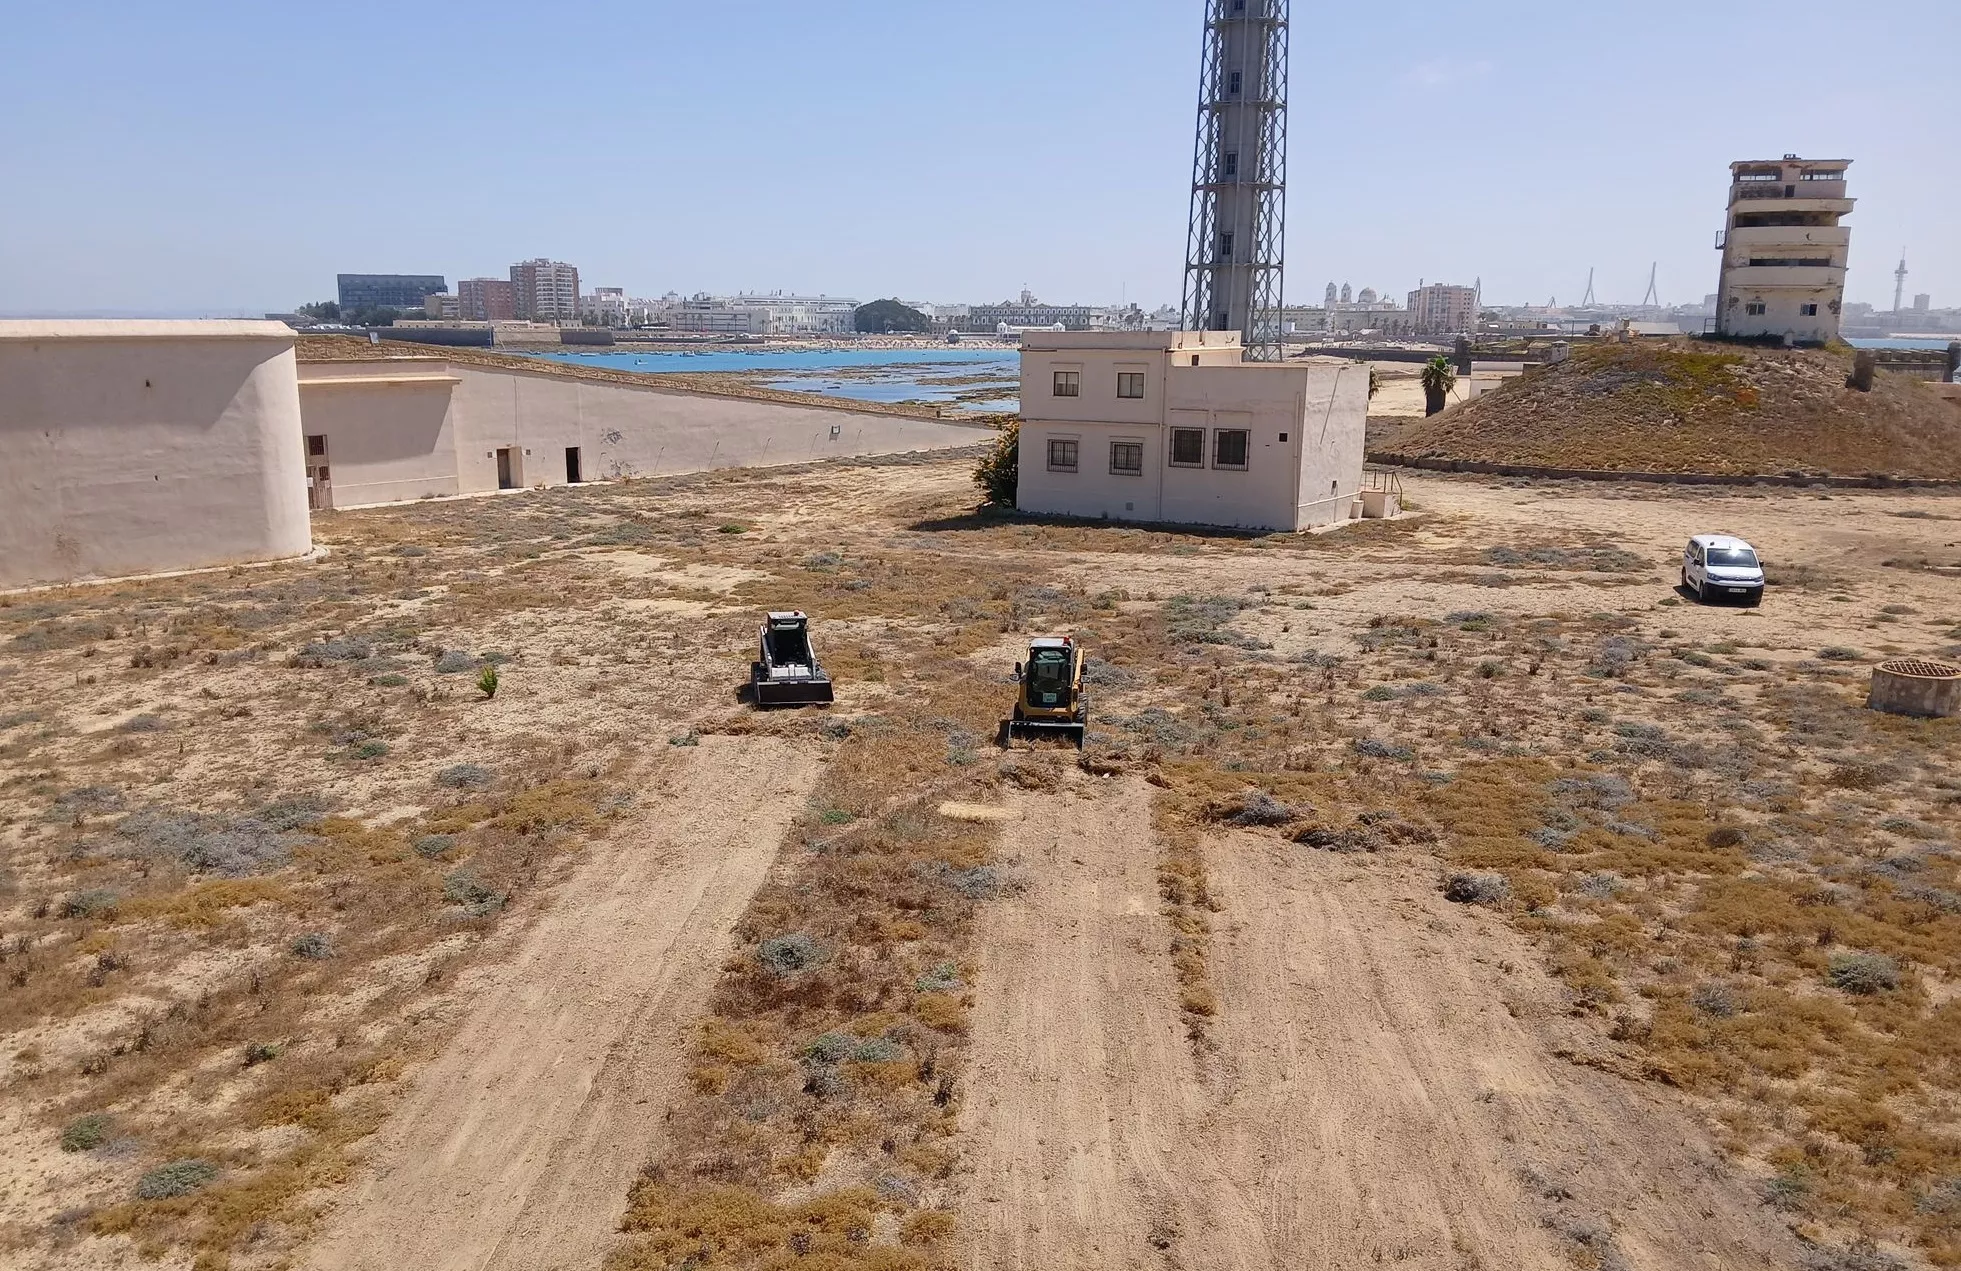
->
[[1179, 0, 1289, 361]]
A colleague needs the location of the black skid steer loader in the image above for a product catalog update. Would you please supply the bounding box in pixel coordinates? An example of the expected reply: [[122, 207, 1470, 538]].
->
[[751, 611, 835, 706]]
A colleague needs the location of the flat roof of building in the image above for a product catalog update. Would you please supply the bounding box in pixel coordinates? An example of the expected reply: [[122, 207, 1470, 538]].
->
[[1018, 330, 1243, 352], [0, 319, 297, 342]]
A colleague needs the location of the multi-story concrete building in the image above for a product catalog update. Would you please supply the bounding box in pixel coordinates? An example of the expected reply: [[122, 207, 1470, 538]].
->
[[1014, 331, 1369, 532], [1714, 156, 1853, 343], [664, 300, 770, 335], [1407, 283, 1478, 335], [422, 293, 461, 320], [509, 259, 581, 323], [459, 278, 517, 322], [337, 273, 447, 313]]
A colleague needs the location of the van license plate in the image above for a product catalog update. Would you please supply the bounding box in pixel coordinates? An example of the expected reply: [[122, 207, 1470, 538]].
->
[[1728, 587, 1748, 594]]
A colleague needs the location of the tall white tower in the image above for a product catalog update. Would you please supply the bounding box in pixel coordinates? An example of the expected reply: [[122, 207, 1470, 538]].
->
[[1179, 0, 1289, 361]]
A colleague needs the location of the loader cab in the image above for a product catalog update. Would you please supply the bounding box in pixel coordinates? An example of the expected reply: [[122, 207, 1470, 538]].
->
[[1021, 646, 1075, 707]]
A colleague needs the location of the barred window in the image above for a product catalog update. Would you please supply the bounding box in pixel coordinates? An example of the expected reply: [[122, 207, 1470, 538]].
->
[[1046, 439, 1078, 471], [1169, 427, 1205, 467], [1111, 442, 1143, 473], [1213, 429, 1249, 469]]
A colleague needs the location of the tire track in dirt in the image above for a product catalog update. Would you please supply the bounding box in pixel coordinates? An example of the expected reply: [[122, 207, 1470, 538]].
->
[[962, 773, 1268, 1270], [304, 736, 820, 1271], [963, 773, 1801, 1270]]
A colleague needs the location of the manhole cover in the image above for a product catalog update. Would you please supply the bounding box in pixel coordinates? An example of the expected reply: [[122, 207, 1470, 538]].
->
[[1875, 658, 1961, 680]]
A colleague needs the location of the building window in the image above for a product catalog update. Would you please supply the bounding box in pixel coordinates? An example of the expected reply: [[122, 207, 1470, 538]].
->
[[305, 435, 327, 457], [1169, 427, 1206, 467], [1111, 442, 1143, 474], [1117, 371, 1145, 399], [1213, 429, 1249, 469], [1745, 301, 1766, 316], [1800, 302, 1818, 316], [1228, 70, 1242, 96], [1047, 439, 1078, 471], [1219, 232, 1234, 259], [1052, 369, 1080, 397], [1223, 151, 1238, 178]]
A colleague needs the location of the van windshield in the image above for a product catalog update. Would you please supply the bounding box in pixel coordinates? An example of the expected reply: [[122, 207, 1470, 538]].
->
[[1707, 547, 1758, 568]]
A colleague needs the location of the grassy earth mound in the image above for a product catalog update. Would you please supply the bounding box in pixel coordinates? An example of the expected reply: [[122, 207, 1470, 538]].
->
[[1380, 340, 1961, 479]]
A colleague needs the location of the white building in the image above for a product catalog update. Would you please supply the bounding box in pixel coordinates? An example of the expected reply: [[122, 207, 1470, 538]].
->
[[729, 293, 859, 335], [1015, 331, 1370, 532], [584, 287, 630, 327], [1714, 156, 1853, 343], [1407, 283, 1478, 334], [422, 293, 462, 320], [0, 321, 311, 589]]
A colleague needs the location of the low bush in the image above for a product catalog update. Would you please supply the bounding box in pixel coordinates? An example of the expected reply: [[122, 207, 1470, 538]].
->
[[290, 932, 333, 959], [756, 933, 827, 976], [134, 1159, 219, 1200], [1825, 952, 1900, 996], [59, 1113, 112, 1152], [1443, 872, 1510, 905], [436, 763, 493, 790]]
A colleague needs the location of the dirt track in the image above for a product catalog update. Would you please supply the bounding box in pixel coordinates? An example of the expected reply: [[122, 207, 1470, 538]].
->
[[304, 737, 817, 1271], [962, 773, 1801, 1270]]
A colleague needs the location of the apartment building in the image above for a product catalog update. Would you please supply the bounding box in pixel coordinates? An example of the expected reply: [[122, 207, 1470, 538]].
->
[[337, 273, 446, 312], [422, 293, 461, 320], [1407, 283, 1478, 334], [509, 259, 581, 323], [458, 277, 516, 322], [1015, 331, 1369, 532], [1714, 156, 1854, 343]]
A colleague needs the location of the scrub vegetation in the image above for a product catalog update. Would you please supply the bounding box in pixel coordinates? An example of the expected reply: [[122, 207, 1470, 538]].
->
[[3, 448, 1959, 1268]]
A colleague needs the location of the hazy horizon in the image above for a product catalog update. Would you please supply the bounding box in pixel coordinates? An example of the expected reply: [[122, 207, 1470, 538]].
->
[[2, 1, 1955, 316]]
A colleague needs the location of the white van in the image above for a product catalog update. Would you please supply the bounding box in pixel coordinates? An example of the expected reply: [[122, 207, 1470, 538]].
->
[[1682, 534, 1765, 606]]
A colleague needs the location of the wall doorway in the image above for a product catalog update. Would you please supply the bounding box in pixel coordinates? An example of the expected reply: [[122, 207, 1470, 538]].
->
[[305, 434, 333, 510], [496, 447, 517, 490], [565, 446, 582, 483]]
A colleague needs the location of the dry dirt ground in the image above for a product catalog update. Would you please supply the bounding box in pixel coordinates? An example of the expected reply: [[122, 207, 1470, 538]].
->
[[3, 453, 1958, 1271]]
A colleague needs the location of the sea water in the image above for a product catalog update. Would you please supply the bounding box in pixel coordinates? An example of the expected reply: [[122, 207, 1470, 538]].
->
[[522, 346, 1020, 411]]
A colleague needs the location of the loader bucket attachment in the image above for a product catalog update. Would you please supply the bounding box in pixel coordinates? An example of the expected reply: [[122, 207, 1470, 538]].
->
[[754, 672, 835, 706]]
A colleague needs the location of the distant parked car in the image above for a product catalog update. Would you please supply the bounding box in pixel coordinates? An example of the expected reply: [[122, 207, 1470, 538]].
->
[[1682, 534, 1765, 606]]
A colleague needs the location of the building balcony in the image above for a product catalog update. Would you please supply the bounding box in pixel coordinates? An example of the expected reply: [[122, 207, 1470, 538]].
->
[[1732, 179, 1848, 200]]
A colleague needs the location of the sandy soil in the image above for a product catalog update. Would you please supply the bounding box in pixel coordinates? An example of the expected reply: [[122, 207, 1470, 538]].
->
[[302, 736, 818, 1271], [961, 772, 1800, 1270]]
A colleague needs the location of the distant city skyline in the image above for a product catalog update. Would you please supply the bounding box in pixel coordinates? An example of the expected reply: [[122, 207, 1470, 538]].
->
[[1, 2, 1956, 318]]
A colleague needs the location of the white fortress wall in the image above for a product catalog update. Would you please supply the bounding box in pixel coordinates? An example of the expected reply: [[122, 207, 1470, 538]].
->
[[446, 363, 993, 489], [0, 321, 311, 590]]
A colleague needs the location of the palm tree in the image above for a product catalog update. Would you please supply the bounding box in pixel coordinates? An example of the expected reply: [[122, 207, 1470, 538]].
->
[[1420, 354, 1457, 416]]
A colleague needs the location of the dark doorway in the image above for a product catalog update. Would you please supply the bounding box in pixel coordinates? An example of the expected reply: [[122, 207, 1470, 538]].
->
[[496, 448, 516, 490], [565, 446, 582, 483]]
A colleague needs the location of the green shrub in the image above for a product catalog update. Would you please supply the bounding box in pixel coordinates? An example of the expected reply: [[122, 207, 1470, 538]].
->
[[59, 1113, 112, 1152], [1826, 952, 1900, 995], [972, 421, 1019, 507], [135, 1159, 219, 1200], [476, 664, 500, 699]]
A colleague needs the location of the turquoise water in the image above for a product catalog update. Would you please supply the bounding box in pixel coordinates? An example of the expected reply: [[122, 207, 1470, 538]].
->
[[524, 346, 1020, 411]]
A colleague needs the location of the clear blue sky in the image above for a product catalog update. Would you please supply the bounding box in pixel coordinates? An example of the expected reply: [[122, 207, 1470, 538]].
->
[[2, 1, 1954, 316]]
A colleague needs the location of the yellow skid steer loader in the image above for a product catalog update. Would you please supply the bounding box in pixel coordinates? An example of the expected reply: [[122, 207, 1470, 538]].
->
[[1004, 635, 1086, 748]]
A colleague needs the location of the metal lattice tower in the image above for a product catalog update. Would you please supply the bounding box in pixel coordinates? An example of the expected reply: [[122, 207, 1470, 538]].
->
[[1179, 0, 1289, 361]]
